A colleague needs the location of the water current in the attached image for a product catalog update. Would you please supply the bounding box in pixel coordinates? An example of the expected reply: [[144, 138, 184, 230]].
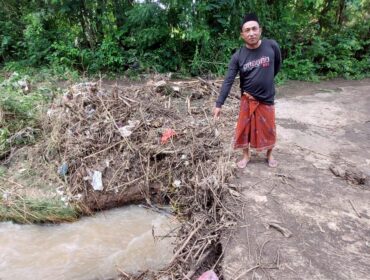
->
[[0, 205, 176, 280]]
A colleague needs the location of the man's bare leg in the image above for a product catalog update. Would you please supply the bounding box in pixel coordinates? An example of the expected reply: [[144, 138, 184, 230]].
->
[[266, 148, 278, 168], [237, 147, 250, 169]]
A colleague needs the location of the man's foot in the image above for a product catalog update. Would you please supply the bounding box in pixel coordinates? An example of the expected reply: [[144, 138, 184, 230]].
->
[[237, 158, 249, 169], [267, 158, 278, 168]]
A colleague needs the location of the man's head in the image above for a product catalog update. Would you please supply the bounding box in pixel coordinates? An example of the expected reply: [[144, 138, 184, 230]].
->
[[240, 13, 262, 48]]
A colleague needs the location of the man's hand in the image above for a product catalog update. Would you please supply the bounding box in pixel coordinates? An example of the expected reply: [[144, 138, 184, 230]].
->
[[213, 107, 221, 119]]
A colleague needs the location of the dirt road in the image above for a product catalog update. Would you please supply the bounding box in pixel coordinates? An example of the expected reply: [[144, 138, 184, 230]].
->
[[221, 79, 370, 279]]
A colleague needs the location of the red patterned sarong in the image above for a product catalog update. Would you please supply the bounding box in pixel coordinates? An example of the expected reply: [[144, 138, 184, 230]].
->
[[234, 95, 276, 150]]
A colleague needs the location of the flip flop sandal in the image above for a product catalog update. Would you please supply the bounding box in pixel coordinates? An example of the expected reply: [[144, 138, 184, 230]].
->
[[267, 158, 278, 168], [237, 158, 249, 169]]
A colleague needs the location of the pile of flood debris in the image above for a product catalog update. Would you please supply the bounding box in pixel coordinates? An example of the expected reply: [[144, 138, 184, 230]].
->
[[46, 78, 240, 279]]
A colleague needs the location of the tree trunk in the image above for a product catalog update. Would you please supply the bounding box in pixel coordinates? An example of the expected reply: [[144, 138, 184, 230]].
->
[[80, 0, 96, 49], [95, 0, 105, 41], [318, 0, 334, 33], [336, 0, 346, 26]]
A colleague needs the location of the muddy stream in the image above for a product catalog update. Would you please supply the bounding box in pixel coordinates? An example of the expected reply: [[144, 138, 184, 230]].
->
[[0, 206, 176, 280]]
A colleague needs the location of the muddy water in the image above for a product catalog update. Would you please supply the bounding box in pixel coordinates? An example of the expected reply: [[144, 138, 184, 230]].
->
[[0, 206, 176, 280]]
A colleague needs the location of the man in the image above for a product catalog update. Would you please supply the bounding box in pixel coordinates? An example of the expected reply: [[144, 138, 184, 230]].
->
[[213, 13, 281, 169]]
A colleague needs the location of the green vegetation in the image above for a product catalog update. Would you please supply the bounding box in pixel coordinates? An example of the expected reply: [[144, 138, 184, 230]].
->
[[0, 196, 81, 224], [0, 0, 369, 80], [0, 70, 64, 157], [0, 68, 78, 224]]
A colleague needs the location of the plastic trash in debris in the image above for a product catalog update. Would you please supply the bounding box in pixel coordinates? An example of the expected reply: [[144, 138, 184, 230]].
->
[[198, 270, 219, 280], [118, 126, 133, 137], [161, 128, 177, 144], [118, 120, 140, 137], [172, 180, 181, 188], [172, 86, 180, 92], [127, 120, 139, 127], [92, 171, 103, 191], [154, 80, 167, 88], [180, 154, 190, 166], [17, 79, 30, 92], [57, 162, 68, 177]]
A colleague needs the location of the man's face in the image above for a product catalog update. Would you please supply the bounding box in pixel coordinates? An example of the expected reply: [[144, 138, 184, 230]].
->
[[240, 21, 262, 47]]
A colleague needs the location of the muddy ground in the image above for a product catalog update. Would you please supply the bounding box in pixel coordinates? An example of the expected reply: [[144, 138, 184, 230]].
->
[[221, 79, 370, 279]]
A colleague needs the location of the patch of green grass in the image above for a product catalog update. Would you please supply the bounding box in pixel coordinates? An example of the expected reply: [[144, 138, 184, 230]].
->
[[0, 197, 81, 224], [2, 63, 80, 82], [0, 67, 73, 155]]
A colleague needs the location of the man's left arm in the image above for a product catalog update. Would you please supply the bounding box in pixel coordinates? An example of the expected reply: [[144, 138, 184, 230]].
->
[[271, 40, 282, 76]]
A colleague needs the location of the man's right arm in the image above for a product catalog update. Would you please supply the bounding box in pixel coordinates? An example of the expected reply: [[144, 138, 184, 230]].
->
[[215, 52, 239, 108]]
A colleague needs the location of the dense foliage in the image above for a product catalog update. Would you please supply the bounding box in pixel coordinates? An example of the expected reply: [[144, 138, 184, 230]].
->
[[1, 0, 369, 79]]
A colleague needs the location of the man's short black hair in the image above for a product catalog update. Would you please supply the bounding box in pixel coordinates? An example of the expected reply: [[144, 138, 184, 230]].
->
[[240, 13, 260, 31]]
